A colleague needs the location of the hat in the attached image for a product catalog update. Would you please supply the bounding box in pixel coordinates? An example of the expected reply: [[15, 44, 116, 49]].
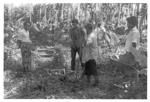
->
[[126, 16, 138, 27], [72, 19, 78, 24], [85, 23, 93, 30]]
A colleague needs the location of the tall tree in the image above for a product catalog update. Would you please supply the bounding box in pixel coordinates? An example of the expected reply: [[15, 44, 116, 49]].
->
[[139, 3, 147, 41]]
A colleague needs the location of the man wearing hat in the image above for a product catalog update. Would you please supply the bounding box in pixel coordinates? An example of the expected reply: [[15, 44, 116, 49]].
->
[[125, 16, 140, 52], [69, 19, 86, 71], [114, 16, 146, 67], [17, 21, 33, 72], [125, 16, 146, 67]]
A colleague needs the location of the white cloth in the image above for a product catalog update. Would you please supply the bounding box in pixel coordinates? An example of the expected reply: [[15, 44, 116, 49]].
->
[[17, 29, 32, 43], [82, 31, 99, 63], [125, 27, 147, 67], [125, 27, 140, 52]]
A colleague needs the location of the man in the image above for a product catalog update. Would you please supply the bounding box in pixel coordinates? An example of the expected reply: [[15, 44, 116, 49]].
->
[[125, 16, 140, 52], [69, 19, 86, 71], [93, 22, 111, 63], [29, 22, 41, 42], [125, 16, 146, 67], [97, 22, 111, 47], [17, 21, 33, 72], [114, 16, 145, 67]]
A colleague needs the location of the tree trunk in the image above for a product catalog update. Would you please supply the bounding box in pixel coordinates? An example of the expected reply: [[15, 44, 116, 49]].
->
[[136, 3, 140, 28], [39, 5, 41, 20], [61, 4, 64, 21], [84, 4, 87, 23], [118, 3, 121, 26], [139, 4, 147, 42], [8, 4, 13, 22], [29, 5, 33, 23], [77, 4, 80, 21]]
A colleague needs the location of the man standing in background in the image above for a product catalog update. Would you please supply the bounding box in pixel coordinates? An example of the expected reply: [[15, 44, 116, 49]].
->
[[69, 19, 86, 71]]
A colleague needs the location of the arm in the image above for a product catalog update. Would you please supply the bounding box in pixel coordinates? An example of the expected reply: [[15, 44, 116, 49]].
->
[[80, 28, 87, 47], [132, 30, 140, 48], [103, 31, 111, 48], [69, 29, 73, 41], [17, 40, 22, 48], [32, 24, 41, 33]]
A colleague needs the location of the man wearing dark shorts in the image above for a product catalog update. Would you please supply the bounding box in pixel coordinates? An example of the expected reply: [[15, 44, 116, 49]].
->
[[82, 23, 99, 86]]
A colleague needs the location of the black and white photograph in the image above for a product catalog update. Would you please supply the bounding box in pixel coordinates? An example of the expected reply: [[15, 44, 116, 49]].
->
[[3, 2, 147, 99]]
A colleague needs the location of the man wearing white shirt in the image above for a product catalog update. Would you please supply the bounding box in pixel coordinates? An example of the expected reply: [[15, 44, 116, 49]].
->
[[120, 16, 146, 67], [125, 16, 140, 52]]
